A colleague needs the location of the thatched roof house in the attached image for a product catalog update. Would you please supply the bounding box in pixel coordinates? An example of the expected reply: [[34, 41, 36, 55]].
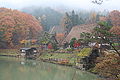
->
[[63, 24, 97, 43], [49, 26, 65, 44]]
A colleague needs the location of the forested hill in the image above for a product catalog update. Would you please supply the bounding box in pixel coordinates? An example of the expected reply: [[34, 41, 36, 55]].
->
[[22, 7, 63, 31], [21, 7, 109, 32], [0, 8, 43, 48]]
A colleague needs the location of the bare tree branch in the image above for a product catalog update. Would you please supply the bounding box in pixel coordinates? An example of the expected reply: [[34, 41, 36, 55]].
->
[[92, 0, 103, 5]]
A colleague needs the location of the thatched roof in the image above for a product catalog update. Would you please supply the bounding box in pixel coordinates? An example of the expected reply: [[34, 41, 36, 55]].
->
[[49, 26, 64, 34], [49, 26, 65, 44], [63, 24, 97, 43]]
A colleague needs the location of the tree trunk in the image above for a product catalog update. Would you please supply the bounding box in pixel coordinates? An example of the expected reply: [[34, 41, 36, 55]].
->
[[110, 43, 120, 56], [101, 37, 120, 57]]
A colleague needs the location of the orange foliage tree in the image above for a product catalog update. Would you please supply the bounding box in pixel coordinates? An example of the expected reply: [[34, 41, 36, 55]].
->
[[0, 8, 43, 48]]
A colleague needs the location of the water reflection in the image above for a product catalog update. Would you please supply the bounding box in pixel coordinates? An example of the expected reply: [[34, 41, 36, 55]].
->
[[0, 56, 99, 80]]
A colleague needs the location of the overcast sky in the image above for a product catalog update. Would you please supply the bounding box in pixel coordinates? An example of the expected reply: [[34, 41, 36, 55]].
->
[[0, 0, 120, 11]]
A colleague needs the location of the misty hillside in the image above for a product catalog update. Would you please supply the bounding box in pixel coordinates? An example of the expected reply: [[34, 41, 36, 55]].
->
[[22, 7, 63, 31]]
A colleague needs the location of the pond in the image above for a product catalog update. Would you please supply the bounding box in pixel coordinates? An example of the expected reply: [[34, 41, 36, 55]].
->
[[0, 56, 100, 80]]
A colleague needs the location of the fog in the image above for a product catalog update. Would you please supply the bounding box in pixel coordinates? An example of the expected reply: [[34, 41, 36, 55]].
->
[[0, 0, 120, 11]]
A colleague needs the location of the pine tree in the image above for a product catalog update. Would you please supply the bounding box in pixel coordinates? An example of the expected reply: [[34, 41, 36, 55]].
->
[[71, 10, 79, 26], [61, 12, 72, 35]]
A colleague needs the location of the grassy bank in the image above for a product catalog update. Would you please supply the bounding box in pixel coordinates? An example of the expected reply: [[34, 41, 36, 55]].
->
[[38, 48, 92, 66], [38, 48, 120, 80], [0, 49, 18, 56]]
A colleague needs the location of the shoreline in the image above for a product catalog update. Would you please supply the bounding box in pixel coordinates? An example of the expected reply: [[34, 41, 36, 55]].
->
[[0, 55, 18, 57], [0, 54, 106, 80], [38, 58, 105, 79], [0, 51, 118, 80]]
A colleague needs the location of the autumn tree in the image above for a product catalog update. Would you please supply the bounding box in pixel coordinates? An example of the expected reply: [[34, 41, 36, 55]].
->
[[110, 26, 120, 35], [89, 12, 98, 23], [0, 8, 43, 48], [108, 10, 120, 26], [109, 26, 120, 50]]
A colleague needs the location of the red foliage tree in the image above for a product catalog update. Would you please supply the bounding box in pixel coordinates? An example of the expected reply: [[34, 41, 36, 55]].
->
[[48, 43, 53, 49]]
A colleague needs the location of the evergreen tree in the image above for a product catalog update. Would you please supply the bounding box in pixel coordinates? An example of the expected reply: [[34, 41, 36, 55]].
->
[[61, 12, 72, 35], [78, 17, 85, 24], [71, 10, 76, 26], [94, 21, 120, 56], [69, 38, 76, 48], [70, 10, 79, 26]]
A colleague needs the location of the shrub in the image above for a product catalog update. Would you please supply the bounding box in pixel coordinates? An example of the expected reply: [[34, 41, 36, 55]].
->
[[77, 48, 92, 57], [94, 53, 120, 79]]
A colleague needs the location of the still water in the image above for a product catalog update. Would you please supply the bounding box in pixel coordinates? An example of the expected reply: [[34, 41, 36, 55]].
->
[[0, 56, 100, 80]]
